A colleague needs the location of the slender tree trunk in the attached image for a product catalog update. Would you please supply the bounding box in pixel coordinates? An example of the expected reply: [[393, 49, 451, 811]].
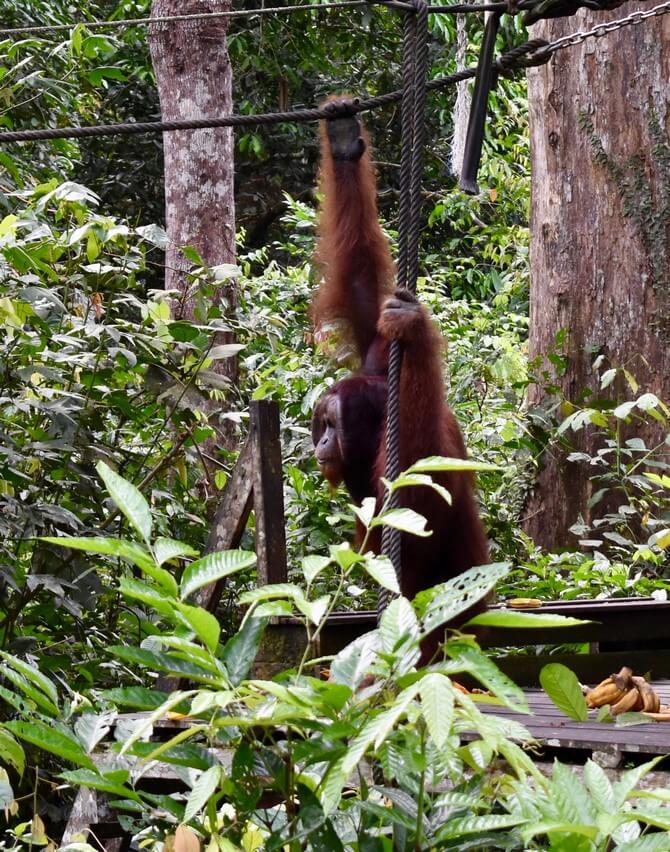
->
[[149, 0, 235, 304], [149, 0, 238, 480], [525, 5, 670, 548]]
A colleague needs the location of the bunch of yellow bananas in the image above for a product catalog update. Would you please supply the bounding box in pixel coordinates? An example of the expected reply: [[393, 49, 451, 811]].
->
[[583, 666, 661, 715]]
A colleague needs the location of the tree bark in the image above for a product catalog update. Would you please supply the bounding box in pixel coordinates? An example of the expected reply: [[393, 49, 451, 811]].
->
[[149, 1, 238, 470], [525, 5, 670, 548], [149, 0, 235, 310]]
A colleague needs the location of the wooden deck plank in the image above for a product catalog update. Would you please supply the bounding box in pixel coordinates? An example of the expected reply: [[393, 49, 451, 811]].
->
[[478, 681, 670, 756]]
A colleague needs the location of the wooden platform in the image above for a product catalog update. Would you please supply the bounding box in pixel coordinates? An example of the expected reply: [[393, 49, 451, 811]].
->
[[257, 597, 670, 685], [478, 680, 670, 762]]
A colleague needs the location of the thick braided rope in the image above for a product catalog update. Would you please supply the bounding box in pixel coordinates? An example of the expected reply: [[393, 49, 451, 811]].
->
[[378, 0, 430, 620], [406, 0, 429, 290]]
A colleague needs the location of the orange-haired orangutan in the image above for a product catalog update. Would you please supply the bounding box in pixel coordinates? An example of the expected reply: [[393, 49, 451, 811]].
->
[[311, 101, 489, 652]]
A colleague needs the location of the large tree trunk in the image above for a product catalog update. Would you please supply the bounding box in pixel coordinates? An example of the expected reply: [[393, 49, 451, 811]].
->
[[149, 0, 235, 306], [149, 1, 238, 480], [525, 5, 670, 548]]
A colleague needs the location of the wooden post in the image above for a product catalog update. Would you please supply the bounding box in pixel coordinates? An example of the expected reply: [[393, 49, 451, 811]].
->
[[250, 399, 288, 586], [193, 399, 287, 612]]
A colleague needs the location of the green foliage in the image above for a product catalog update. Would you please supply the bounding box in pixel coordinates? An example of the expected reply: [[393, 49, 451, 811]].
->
[[540, 662, 589, 721], [0, 468, 553, 847], [505, 755, 670, 851], [0, 466, 667, 849], [0, 181, 260, 679]]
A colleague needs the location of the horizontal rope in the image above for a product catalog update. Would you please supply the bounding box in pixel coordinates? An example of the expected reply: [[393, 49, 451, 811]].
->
[[0, 41, 550, 145], [0, 0, 514, 38]]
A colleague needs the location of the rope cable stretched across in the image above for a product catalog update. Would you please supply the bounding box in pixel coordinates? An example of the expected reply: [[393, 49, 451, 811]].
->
[[0, 2, 404, 38], [0, 40, 554, 146], [0, 0, 535, 38]]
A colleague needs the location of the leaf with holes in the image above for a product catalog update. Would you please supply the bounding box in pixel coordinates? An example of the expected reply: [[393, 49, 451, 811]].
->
[[417, 562, 509, 631]]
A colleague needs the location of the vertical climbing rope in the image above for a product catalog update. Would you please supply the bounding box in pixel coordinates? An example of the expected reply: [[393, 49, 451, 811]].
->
[[378, 0, 429, 620]]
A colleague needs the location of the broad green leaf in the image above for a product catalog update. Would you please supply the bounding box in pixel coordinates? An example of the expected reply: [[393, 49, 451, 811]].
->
[[119, 577, 175, 617], [174, 602, 221, 653], [370, 507, 430, 536], [406, 456, 503, 474], [98, 687, 169, 710], [367, 685, 419, 751], [419, 673, 454, 748], [540, 663, 588, 721], [0, 727, 24, 776], [613, 401, 636, 419], [418, 562, 509, 631], [552, 760, 593, 822], [338, 696, 405, 776], [0, 652, 58, 710], [96, 462, 152, 545], [386, 472, 452, 505], [118, 691, 197, 755], [302, 555, 331, 585], [0, 665, 58, 715], [583, 759, 615, 812], [5, 721, 94, 769], [109, 646, 225, 687], [180, 550, 256, 600], [74, 711, 116, 753], [238, 583, 304, 606], [253, 600, 293, 617], [182, 244, 204, 265], [329, 543, 366, 570], [379, 597, 418, 654], [151, 636, 226, 676], [320, 754, 348, 816], [436, 814, 526, 840], [41, 536, 155, 573], [154, 537, 199, 567], [613, 756, 664, 804], [352, 496, 376, 528], [330, 632, 379, 688], [364, 554, 400, 594], [184, 765, 222, 822], [467, 611, 587, 629], [221, 618, 267, 686], [623, 806, 670, 831], [644, 472, 670, 489], [521, 820, 599, 843], [60, 768, 140, 801], [128, 741, 217, 771], [295, 594, 331, 626], [207, 343, 245, 360], [446, 641, 527, 712]]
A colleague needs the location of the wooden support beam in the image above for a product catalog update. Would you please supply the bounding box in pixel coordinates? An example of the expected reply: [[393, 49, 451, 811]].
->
[[250, 399, 287, 586], [193, 398, 287, 612]]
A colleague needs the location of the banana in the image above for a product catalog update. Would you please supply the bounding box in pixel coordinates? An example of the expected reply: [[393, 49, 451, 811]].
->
[[642, 711, 670, 722], [610, 687, 641, 715], [632, 676, 660, 713], [506, 598, 542, 609], [612, 666, 634, 692], [585, 677, 625, 708]]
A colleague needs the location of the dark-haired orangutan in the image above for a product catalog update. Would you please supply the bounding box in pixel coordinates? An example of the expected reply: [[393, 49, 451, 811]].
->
[[311, 101, 489, 656]]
